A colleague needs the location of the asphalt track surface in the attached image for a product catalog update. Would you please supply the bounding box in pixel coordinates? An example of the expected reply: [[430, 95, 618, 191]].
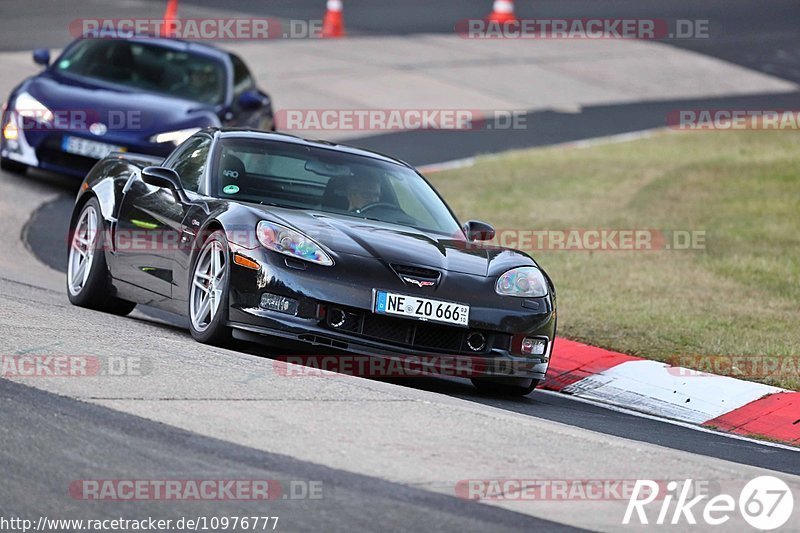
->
[[3, 1, 800, 531], [4, 0, 800, 86], [0, 378, 577, 532]]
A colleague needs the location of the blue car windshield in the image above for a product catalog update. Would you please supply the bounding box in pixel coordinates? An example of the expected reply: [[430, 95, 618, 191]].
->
[[54, 40, 226, 105], [214, 138, 463, 236]]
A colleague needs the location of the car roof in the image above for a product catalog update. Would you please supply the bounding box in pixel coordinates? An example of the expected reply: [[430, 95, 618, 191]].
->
[[208, 128, 414, 168]]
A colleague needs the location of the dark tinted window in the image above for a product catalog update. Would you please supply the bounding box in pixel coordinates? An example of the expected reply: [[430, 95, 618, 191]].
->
[[213, 138, 461, 235], [54, 40, 226, 105]]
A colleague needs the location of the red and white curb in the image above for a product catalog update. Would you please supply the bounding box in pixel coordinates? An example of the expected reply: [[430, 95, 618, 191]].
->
[[546, 338, 800, 446]]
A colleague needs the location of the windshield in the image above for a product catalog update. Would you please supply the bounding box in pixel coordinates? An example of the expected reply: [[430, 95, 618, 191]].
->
[[54, 39, 226, 105], [213, 138, 462, 236]]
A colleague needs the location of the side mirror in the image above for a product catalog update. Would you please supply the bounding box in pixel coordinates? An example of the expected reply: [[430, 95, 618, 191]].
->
[[237, 91, 264, 110], [464, 220, 495, 241], [142, 166, 189, 203], [33, 49, 50, 67]]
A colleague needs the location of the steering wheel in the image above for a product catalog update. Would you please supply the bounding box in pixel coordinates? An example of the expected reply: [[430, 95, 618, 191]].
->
[[354, 202, 401, 214]]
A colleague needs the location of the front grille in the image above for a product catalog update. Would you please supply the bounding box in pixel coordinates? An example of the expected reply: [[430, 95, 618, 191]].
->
[[323, 304, 500, 354], [361, 314, 411, 344], [413, 321, 464, 350]]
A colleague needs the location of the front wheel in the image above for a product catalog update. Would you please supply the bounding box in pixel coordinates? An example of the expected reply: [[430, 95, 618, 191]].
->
[[66, 198, 136, 315], [471, 377, 540, 397], [188, 231, 232, 345]]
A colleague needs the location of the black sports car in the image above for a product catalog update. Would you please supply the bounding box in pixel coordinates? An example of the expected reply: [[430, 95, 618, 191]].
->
[[67, 128, 556, 395]]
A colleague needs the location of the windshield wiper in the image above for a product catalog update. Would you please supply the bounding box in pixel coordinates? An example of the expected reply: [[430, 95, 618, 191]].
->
[[258, 201, 302, 210]]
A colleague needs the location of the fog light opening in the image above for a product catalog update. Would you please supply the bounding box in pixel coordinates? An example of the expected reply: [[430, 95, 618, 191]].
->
[[521, 337, 547, 356], [329, 307, 347, 328], [466, 332, 487, 352]]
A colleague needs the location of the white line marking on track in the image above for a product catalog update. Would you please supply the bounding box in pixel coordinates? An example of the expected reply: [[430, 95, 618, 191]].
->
[[539, 389, 800, 453]]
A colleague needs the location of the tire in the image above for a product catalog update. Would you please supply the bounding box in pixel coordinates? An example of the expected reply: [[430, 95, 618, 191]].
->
[[188, 230, 232, 346], [66, 198, 136, 316], [1, 157, 27, 175], [471, 377, 541, 397]]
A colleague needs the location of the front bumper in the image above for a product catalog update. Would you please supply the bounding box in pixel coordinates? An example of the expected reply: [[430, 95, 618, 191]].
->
[[1, 111, 174, 177], [225, 248, 556, 380], [230, 313, 553, 380]]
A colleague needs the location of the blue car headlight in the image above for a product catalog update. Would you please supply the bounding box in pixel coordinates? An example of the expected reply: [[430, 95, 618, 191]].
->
[[256, 221, 333, 266], [15, 92, 53, 123], [496, 267, 548, 297]]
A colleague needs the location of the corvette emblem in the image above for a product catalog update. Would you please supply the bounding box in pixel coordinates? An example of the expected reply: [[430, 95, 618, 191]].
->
[[402, 276, 436, 288]]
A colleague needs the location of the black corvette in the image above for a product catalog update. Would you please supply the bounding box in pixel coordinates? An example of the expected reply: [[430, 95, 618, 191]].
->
[[67, 128, 556, 395]]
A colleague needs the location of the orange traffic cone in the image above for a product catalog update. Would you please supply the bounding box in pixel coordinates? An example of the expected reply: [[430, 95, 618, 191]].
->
[[488, 0, 516, 23], [161, 0, 179, 37], [322, 0, 345, 38]]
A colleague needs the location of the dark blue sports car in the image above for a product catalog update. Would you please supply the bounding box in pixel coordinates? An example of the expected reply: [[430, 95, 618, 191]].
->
[[1, 36, 274, 177]]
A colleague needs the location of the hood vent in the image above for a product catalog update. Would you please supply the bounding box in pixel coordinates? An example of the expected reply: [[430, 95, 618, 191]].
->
[[392, 264, 441, 281]]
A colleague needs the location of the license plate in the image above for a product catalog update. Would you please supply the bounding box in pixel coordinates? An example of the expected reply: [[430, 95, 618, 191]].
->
[[62, 136, 124, 159], [374, 290, 469, 327]]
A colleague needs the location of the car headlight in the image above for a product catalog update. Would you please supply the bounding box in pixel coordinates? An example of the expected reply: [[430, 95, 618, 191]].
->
[[149, 127, 201, 145], [496, 267, 548, 297], [15, 92, 53, 123], [256, 221, 333, 266]]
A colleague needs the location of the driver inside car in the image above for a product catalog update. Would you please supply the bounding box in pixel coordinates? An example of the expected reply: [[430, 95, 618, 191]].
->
[[345, 175, 382, 213], [175, 65, 220, 103]]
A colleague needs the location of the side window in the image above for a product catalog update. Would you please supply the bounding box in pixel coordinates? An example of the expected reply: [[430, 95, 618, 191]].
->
[[167, 137, 211, 192], [231, 55, 256, 111]]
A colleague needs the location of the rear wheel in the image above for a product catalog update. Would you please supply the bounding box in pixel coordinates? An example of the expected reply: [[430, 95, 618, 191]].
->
[[1, 157, 27, 175], [471, 377, 540, 397], [66, 198, 136, 315], [188, 231, 232, 346]]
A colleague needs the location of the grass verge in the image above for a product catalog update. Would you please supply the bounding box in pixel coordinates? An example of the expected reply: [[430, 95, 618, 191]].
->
[[428, 130, 800, 390]]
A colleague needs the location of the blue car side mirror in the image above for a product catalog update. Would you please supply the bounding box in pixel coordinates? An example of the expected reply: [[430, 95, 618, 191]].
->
[[237, 91, 264, 110], [33, 49, 50, 67]]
